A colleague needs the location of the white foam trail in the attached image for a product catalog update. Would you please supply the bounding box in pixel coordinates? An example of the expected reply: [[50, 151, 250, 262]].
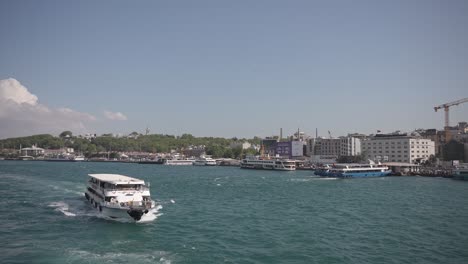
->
[[48, 201, 76, 216], [289, 178, 312, 182], [67, 249, 171, 264], [48, 184, 83, 196], [139, 204, 163, 223]]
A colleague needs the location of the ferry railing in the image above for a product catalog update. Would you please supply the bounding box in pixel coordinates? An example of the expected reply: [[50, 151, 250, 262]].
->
[[103, 200, 153, 208]]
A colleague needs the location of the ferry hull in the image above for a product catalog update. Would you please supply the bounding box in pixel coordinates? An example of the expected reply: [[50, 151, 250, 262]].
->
[[100, 206, 152, 222], [338, 170, 392, 178], [240, 165, 295, 171], [85, 193, 153, 222]]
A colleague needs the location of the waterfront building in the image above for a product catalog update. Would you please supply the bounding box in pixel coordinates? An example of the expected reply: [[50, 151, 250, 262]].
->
[[361, 133, 435, 163], [275, 141, 304, 158], [229, 141, 252, 150], [307, 136, 361, 158], [20, 145, 44, 157], [261, 138, 279, 156], [420, 123, 468, 156]]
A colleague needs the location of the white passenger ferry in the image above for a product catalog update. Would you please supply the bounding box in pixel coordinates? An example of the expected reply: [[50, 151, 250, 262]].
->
[[193, 156, 217, 166], [453, 164, 468, 181], [163, 158, 195, 165], [84, 174, 156, 222], [315, 162, 391, 178], [240, 157, 296, 171]]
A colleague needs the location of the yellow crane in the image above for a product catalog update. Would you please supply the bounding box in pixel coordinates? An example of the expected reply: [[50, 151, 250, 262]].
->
[[434, 97, 468, 142]]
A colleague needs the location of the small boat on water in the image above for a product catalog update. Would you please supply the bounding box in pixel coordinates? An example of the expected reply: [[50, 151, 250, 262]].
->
[[73, 155, 85, 161], [46, 154, 85, 162], [84, 174, 156, 222], [315, 162, 391, 178]]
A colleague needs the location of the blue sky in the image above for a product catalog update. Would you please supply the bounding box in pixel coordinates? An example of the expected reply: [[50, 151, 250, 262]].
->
[[0, 0, 467, 139]]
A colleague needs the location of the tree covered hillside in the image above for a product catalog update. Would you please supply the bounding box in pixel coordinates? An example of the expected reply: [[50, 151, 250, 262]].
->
[[0, 132, 261, 158]]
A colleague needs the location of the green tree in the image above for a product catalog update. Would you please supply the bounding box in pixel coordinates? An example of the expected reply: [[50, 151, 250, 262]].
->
[[59, 131, 73, 138], [232, 146, 243, 159]]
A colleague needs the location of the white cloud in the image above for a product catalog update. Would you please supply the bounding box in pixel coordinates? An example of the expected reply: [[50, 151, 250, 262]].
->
[[0, 78, 38, 105], [0, 78, 96, 139], [103, 110, 128, 121]]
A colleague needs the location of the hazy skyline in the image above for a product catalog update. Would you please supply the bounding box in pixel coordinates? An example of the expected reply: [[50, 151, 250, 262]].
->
[[1, 0, 467, 139]]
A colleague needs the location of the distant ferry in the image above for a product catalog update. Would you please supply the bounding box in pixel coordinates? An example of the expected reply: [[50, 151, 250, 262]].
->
[[240, 158, 296, 171], [46, 155, 85, 162], [84, 173, 156, 222], [315, 162, 391, 178], [453, 165, 468, 181], [163, 158, 195, 166], [193, 156, 217, 166]]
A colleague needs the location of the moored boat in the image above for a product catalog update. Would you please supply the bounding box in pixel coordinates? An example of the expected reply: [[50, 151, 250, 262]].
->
[[452, 165, 468, 181], [240, 157, 296, 171], [72, 155, 85, 161], [193, 156, 217, 166], [84, 173, 156, 222], [163, 158, 195, 165]]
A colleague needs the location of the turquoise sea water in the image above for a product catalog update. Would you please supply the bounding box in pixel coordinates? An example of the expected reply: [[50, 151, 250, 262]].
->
[[1, 160, 467, 264]]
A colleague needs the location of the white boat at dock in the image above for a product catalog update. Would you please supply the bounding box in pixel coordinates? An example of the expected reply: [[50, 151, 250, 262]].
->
[[163, 158, 195, 165], [240, 157, 296, 171], [84, 174, 156, 222], [193, 156, 217, 166]]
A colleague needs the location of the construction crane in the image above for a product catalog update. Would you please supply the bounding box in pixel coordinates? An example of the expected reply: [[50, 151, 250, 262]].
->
[[434, 97, 468, 142]]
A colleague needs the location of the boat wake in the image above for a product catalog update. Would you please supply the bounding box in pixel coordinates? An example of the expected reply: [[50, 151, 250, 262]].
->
[[48, 199, 163, 223], [48, 201, 76, 217], [92, 204, 163, 223], [66, 249, 173, 264], [289, 176, 339, 182], [138, 204, 163, 223]]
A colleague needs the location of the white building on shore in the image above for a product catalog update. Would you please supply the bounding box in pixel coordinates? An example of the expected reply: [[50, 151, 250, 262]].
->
[[306, 136, 361, 163], [20, 145, 44, 157], [361, 133, 435, 163]]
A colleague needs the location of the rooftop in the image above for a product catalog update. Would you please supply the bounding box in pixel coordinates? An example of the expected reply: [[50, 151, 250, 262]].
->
[[88, 174, 145, 185]]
